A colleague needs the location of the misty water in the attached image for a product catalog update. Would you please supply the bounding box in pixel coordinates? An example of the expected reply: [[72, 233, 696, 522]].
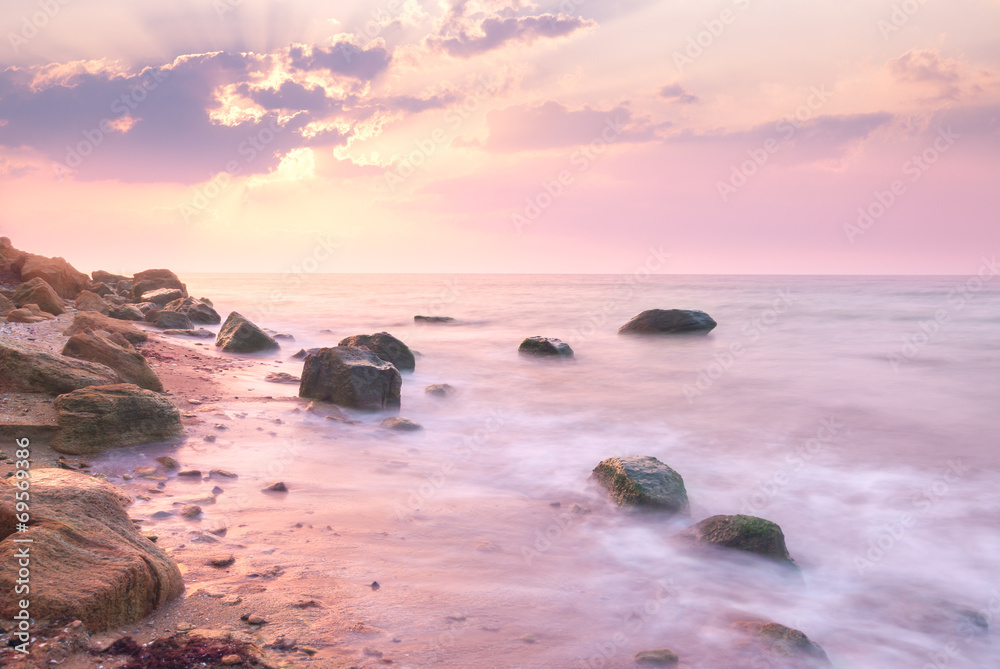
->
[[98, 273, 1000, 667]]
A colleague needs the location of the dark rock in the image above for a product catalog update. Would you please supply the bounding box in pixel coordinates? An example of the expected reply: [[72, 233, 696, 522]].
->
[[145, 309, 194, 330], [634, 649, 679, 665], [381, 417, 423, 431], [134, 301, 158, 314], [732, 621, 830, 665], [64, 312, 149, 344], [291, 348, 320, 359], [680, 514, 796, 566], [592, 456, 689, 515], [265, 372, 300, 384], [52, 383, 184, 454], [163, 297, 221, 325], [108, 304, 145, 321], [92, 270, 128, 285], [338, 332, 415, 371], [299, 346, 402, 410], [619, 309, 717, 334], [425, 383, 454, 396], [140, 287, 186, 307], [216, 312, 279, 353], [13, 277, 65, 315], [414, 315, 456, 323], [0, 338, 119, 394], [518, 336, 573, 357], [90, 282, 114, 296], [263, 481, 288, 492], [61, 331, 163, 392]]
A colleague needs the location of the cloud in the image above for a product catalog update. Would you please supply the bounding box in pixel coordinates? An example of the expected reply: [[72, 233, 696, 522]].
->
[[428, 13, 595, 57], [238, 80, 340, 113], [885, 49, 996, 101], [288, 41, 392, 80], [658, 83, 700, 104]]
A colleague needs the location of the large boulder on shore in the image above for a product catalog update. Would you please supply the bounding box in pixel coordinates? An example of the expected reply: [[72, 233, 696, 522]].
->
[[63, 311, 148, 344], [74, 289, 110, 315], [13, 277, 65, 315], [216, 312, 279, 353], [62, 331, 163, 392], [18, 253, 90, 298], [131, 269, 187, 300], [145, 309, 193, 330], [519, 336, 573, 357], [679, 514, 796, 566], [52, 383, 183, 454], [299, 346, 402, 410], [164, 296, 221, 324], [0, 468, 184, 631], [5, 304, 54, 323], [0, 339, 120, 394], [338, 332, 415, 371], [732, 621, 830, 666], [618, 309, 717, 335], [592, 456, 690, 516]]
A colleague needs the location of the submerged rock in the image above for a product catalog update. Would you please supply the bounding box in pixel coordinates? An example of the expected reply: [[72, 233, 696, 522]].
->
[[13, 277, 65, 315], [592, 456, 689, 516], [74, 289, 110, 314], [52, 383, 183, 454], [62, 331, 163, 392], [381, 416, 423, 431], [680, 514, 796, 566], [732, 621, 830, 666], [299, 346, 402, 410], [518, 336, 574, 357], [338, 332, 415, 371], [414, 315, 456, 323], [0, 338, 119, 394], [425, 383, 455, 397], [0, 468, 184, 631], [64, 311, 149, 344], [618, 309, 717, 334], [634, 649, 679, 665], [216, 312, 279, 353]]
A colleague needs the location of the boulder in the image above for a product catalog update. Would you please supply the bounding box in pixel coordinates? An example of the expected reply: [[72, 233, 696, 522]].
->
[[291, 347, 321, 359], [299, 346, 402, 410], [90, 281, 114, 296], [140, 287, 186, 307], [134, 301, 158, 314], [18, 253, 90, 298], [216, 312, 279, 353], [5, 304, 54, 323], [381, 416, 423, 431], [145, 309, 194, 330], [338, 332, 415, 371], [0, 293, 14, 316], [519, 336, 573, 357], [163, 296, 221, 324], [425, 383, 455, 396], [414, 315, 456, 323], [108, 304, 145, 321], [732, 622, 830, 666], [0, 236, 25, 284], [592, 456, 689, 515], [162, 328, 214, 338], [680, 515, 796, 566], [132, 269, 186, 300], [52, 383, 183, 454], [92, 270, 128, 284], [0, 338, 120, 394], [0, 468, 184, 631], [74, 289, 110, 315], [13, 277, 65, 315], [618, 309, 717, 335], [62, 331, 163, 392], [64, 311, 148, 344]]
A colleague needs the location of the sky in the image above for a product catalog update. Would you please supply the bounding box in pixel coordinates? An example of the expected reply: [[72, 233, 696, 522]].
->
[[0, 0, 998, 275]]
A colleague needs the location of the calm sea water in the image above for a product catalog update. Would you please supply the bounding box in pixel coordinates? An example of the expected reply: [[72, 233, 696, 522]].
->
[[122, 273, 1000, 667]]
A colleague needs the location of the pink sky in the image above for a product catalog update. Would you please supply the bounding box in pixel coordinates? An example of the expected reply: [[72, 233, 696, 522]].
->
[[1, 0, 998, 274]]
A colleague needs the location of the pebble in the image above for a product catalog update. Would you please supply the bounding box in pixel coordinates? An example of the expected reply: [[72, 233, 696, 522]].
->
[[247, 615, 266, 625], [156, 456, 179, 469], [222, 595, 243, 606], [177, 469, 202, 477], [299, 646, 318, 656], [176, 622, 195, 632], [133, 466, 157, 477], [221, 654, 242, 666], [208, 554, 235, 567], [211, 469, 238, 478], [263, 481, 288, 492], [634, 649, 679, 665], [203, 434, 217, 442], [180, 505, 202, 518], [520, 634, 536, 643]]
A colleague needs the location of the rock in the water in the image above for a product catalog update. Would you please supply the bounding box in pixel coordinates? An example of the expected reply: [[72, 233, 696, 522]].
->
[[5, 304, 54, 323], [61, 331, 163, 392], [216, 312, 279, 353], [0, 338, 119, 394], [52, 383, 183, 454], [634, 649, 679, 665], [163, 296, 221, 324], [74, 289, 110, 314], [619, 309, 717, 335], [299, 346, 402, 410], [131, 269, 187, 300], [145, 309, 194, 330], [592, 456, 690, 515], [414, 315, 456, 323], [425, 383, 455, 396], [518, 336, 573, 357], [140, 287, 186, 307], [64, 311, 148, 344], [381, 416, 423, 431], [0, 468, 183, 631], [18, 254, 90, 298], [732, 621, 830, 665], [13, 277, 65, 315], [162, 328, 215, 338], [680, 514, 796, 566], [108, 304, 145, 321], [338, 332, 415, 371], [0, 293, 14, 316], [263, 481, 288, 492], [265, 371, 300, 384], [291, 347, 321, 359]]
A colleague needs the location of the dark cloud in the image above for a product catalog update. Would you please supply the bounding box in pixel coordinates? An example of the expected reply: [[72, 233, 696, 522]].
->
[[239, 80, 339, 113], [429, 13, 594, 58], [479, 101, 658, 151], [658, 83, 700, 104], [288, 41, 391, 80]]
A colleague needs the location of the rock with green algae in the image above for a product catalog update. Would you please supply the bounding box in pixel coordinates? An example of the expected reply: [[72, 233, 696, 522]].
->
[[732, 621, 830, 666], [591, 455, 690, 516], [681, 514, 796, 566]]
